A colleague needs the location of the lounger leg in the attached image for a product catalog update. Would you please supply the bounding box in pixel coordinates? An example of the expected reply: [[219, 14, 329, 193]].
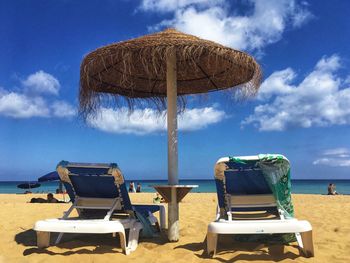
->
[[54, 201, 76, 245], [55, 233, 64, 245], [148, 210, 162, 231], [300, 231, 314, 257], [207, 232, 218, 257], [118, 231, 128, 255], [159, 205, 166, 229], [37, 231, 50, 248], [295, 232, 303, 248], [127, 222, 142, 253]]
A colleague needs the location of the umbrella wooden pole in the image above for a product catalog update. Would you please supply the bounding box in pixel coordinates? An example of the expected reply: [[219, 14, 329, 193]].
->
[[166, 50, 179, 241]]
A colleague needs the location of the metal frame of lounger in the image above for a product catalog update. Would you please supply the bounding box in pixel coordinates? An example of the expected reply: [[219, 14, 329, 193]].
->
[[207, 156, 314, 258], [59, 162, 166, 229]]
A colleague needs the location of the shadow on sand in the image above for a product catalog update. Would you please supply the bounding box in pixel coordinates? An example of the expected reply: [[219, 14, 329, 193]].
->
[[15, 228, 169, 256], [175, 236, 303, 262]]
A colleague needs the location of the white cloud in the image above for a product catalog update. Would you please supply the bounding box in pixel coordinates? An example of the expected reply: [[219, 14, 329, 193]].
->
[[140, 0, 223, 13], [51, 101, 76, 118], [242, 55, 350, 131], [257, 68, 296, 100], [88, 108, 166, 135], [87, 106, 225, 135], [290, 1, 312, 27], [345, 75, 350, 84], [313, 148, 350, 167], [322, 148, 350, 157], [22, 70, 60, 95], [141, 0, 312, 51], [0, 90, 50, 118], [178, 107, 225, 130], [313, 158, 350, 167], [0, 71, 75, 119]]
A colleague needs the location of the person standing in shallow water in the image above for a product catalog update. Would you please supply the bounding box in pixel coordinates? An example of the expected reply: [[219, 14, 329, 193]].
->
[[129, 181, 136, 193], [136, 183, 141, 193], [129, 182, 134, 192]]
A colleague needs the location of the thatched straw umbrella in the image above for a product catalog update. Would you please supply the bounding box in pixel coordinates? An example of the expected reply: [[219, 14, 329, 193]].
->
[[79, 28, 262, 241]]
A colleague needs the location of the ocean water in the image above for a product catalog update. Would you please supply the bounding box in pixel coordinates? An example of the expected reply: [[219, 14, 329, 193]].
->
[[0, 179, 349, 195]]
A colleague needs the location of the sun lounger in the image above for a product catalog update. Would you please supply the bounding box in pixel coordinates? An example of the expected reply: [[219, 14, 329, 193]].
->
[[207, 155, 314, 258], [34, 162, 165, 255]]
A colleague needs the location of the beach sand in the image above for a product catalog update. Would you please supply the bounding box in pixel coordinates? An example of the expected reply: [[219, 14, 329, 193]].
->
[[0, 193, 349, 263]]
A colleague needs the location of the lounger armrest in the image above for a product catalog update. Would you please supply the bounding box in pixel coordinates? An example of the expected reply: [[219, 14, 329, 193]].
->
[[278, 209, 286, 220], [215, 205, 220, 221], [227, 211, 232, 221], [147, 211, 158, 225]]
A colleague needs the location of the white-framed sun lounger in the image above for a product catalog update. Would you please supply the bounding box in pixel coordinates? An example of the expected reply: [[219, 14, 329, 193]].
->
[[207, 155, 314, 258], [33, 162, 166, 255]]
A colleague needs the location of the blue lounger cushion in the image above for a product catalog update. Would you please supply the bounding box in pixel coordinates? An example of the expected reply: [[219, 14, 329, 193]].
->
[[61, 166, 162, 217], [224, 170, 272, 195]]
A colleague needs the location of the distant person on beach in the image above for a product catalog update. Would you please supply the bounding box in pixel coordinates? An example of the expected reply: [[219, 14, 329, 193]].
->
[[129, 182, 136, 193], [328, 183, 339, 195], [47, 193, 58, 203], [30, 197, 46, 203], [136, 183, 141, 193], [327, 183, 333, 195], [30, 193, 61, 203]]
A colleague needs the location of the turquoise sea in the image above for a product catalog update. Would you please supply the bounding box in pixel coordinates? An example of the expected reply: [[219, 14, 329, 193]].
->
[[1, 180, 349, 195]]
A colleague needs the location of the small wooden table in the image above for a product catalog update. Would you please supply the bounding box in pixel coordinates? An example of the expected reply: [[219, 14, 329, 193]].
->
[[152, 185, 198, 203]]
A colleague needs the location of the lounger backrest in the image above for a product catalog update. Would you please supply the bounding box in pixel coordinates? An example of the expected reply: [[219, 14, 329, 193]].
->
[[69, 175, 119, 198], [214, 154, 294, 218], [224, 169, 276, 209], [215, 156, 275, 217], [224, 169, 272, 195], [57, 161, 133, 211], [68, 166, 111, 176]]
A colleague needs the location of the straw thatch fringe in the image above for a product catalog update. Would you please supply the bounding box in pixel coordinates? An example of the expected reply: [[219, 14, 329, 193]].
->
[[79, 29, 262, 118]]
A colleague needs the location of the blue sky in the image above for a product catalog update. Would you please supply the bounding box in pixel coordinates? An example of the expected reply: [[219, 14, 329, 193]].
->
[[1, 0, 350, 181]]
